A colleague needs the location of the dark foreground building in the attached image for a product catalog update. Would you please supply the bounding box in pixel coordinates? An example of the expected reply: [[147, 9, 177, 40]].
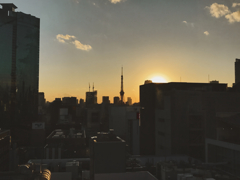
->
[[90, 130, 126, 179], [0, 4, 39, 145], [0, 130, 10, 172], [140, 81, 240, 161]]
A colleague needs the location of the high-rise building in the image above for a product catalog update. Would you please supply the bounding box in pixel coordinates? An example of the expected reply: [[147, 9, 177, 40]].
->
[[140, 82, 235, 160], [102, 96, 110, 104], [113, 96, 120, 105], [0, 4, 40, 144], [86, 91, 97, 107], [235, 58, 240, 84], [38, 92, 45, 107]]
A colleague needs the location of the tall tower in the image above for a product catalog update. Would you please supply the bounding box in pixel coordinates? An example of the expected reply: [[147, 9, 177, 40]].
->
[[120, 67, 125, 104]]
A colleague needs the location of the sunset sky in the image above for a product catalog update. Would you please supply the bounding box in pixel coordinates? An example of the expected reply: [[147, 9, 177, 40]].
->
[[3, 0, 240, 103]]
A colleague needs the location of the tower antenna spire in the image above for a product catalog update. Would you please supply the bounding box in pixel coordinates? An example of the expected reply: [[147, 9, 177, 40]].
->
[[89, 83, 90, 92], [93, 82, 94, 91], [120, 66, 125, 104]]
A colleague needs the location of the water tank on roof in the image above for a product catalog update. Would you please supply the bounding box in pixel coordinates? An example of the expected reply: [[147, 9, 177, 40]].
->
[[39, 169, 51, 180], [145, 80, 152, 84]]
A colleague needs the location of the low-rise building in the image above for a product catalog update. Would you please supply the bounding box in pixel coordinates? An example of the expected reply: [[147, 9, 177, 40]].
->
[[90, 130, 126, 179], [45, 128, 86, 159]]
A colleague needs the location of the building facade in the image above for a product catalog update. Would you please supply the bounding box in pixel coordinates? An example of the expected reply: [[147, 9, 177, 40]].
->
[[0, 4, 39, 144], [206, 138, 240, 176], [140, 82, 240, 161], [86, 91, 97, 107], [235, 58, 240, 85], [0, 130, 10, 171], [109, 106, 140, 154], [90, 130, 126, 179]]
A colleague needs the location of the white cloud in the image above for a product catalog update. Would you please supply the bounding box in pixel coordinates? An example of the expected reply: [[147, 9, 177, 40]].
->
[[109, 0, 123, 4], [225, 11, 240, 23], [56, 34, 92, 51], [206, 3, 240, 24], [232, 3, 240, 7], [72, 40, 92, 51], [205, 3, 230, 18], [56, 34, 76, 43], [182, 21, 194, 27], [204, 31, 209, 36]]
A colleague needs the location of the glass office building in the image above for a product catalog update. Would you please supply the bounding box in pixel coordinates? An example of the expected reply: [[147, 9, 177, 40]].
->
[[0, 4, 39, 142]]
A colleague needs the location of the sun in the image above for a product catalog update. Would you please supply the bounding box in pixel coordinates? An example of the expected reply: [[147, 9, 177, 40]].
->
[[151, 76, 167, 83]]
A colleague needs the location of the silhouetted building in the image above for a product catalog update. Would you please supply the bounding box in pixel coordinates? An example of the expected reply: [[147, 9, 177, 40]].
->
[[86, 91, 97, 107], [31, 122, 45, 147], [59, 108, 71, 124], [126, 111, 140, 155], [0, 3, 40, 145], [90, 130, 126, 180], [55, 98, 61, 102], [62, 97, 77, 106], [79, 98, 84, 105], [114, 96, 120, 105], [45, 128, 86, 159], [0, 130, 10, 172], [109, 106, 140, 154], [38, 92, 46, 118], [87, 108, 101, 130], [49, 99, 62, 132], [102, 96, 110, 104], [235, 58, 240, 84], [139, 82, 239, 161], [38, 92, 45, 107], [127, 97, 132, 105]]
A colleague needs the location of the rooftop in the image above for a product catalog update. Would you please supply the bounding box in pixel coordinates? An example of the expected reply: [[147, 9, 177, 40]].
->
[[47, 128, 85, 139], [0, 129, 10, 139], [91, 130, 125, 142], [95, 171, 157, 180], [0, 3, 17, 10], [141, 82, 228, 92]]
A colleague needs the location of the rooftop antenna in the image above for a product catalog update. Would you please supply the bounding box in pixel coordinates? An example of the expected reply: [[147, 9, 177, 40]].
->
[[89, 83, 90, 92], [93, 83, 94, 91]]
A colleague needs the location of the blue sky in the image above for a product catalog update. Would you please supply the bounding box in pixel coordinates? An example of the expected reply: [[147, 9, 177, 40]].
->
[[2, 0, 240, 102]]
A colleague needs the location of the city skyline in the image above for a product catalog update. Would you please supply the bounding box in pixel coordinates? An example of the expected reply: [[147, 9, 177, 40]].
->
[[2, 0, 240, 103]]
